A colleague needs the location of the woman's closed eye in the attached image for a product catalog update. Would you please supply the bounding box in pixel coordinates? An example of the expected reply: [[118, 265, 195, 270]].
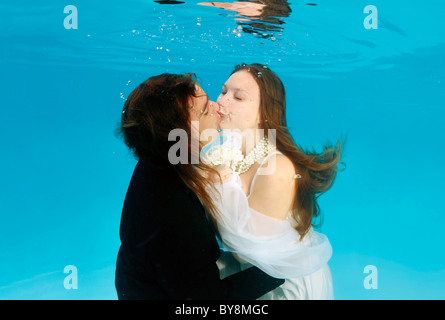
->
[[220, 90, 243, 101]]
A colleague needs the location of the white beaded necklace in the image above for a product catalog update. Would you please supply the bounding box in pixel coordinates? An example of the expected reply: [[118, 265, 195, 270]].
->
[[235, 136, 275, 174]]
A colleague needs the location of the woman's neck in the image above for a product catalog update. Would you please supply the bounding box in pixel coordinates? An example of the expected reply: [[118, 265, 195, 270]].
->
[[242, 128, 263, 156]]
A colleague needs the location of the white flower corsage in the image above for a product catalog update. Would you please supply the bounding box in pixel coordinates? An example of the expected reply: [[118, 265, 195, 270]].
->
[[203, 130, 244, 171], [206, 146, 244, 171]]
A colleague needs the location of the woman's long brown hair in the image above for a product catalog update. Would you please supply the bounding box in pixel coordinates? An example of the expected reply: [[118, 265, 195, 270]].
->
[[233, 63, 345, 240], [118, 73, 220, 217]]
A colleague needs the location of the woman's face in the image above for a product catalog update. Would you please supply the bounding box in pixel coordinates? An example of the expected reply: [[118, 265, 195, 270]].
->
[[216, 70, 261, 131], [189, 85, 220, 133]]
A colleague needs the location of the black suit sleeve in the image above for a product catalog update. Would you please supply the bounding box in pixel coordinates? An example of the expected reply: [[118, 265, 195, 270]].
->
[[147, 187, 284, 300]]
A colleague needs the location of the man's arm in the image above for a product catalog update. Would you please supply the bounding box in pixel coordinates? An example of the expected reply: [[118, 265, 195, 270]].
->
[[148, 189, 283, 300]]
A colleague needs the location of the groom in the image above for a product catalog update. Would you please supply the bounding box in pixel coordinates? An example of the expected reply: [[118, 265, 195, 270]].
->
[[115, 72, 284, 300]]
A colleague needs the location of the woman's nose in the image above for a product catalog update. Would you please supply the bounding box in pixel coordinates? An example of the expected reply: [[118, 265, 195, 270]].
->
[[216, 95, 228, 109]]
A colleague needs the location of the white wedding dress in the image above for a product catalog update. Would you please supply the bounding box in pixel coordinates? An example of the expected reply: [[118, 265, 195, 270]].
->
[[205, 141, 334, 300]]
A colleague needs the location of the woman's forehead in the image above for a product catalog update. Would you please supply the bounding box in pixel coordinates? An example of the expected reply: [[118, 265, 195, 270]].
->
[[226, 70, 259, 93]]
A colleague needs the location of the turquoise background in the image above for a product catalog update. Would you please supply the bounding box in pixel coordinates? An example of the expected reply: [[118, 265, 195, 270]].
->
[[0, 0, 444, 299]]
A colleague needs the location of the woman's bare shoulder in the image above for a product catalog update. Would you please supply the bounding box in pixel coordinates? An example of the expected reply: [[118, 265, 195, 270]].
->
[[248, 153, 297, 220]]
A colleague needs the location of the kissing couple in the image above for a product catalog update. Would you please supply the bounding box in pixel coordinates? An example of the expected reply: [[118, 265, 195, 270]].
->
[[115, 63, 343, 300]]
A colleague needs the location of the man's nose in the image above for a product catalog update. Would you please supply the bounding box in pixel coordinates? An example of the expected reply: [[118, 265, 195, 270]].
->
[[209, 100, 219, 112]]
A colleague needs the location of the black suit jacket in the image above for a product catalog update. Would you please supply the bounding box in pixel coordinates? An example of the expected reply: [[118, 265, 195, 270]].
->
[[115, 156, 283, 300]]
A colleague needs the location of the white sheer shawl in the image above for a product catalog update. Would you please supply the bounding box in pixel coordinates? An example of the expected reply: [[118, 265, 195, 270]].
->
[[208, 168, 333, 279]]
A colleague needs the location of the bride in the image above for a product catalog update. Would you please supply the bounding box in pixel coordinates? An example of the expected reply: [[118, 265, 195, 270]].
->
[[203, 63, 343, 300]]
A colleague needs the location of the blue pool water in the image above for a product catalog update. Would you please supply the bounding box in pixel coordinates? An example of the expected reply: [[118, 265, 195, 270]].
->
[[0, 0, 444, 299]]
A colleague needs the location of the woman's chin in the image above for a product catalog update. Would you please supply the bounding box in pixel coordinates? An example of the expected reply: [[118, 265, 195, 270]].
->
[[219, 121, 234, 130]]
